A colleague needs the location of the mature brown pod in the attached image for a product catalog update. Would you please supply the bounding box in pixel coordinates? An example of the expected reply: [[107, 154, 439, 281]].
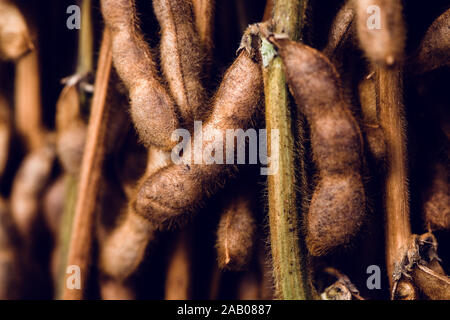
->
[[153, 0, 207, 123], [0, 198, 21, 299], [412, 260, 450, 300], [101, 33, 262, 280], [101, 0, 179, 150], [267, 36, 365, 256], [216, 190, 256, 270], [100, 206, 156, 280], [395, 233, 450, 300], [320, 268, 363, 300], [99, 0, 203, 275], [411, 9, 450, 74], [99, 147, 169, 279], [422, 162, 450, 231], [96, 178, 137, 299], [55, 84, 86, 175], [10, 141, 55, 237], [353, 0, 406, 66], [134, 42, 263, 230], [0, 0, 33, 61], [395, 280, 417, 300], [56, 71, 129, 175], [322, 0, 355, 60]]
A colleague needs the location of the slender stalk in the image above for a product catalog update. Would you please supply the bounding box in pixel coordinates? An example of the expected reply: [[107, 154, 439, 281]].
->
[[77, 0, 93, 76], [58, 0, 94, 298], [377, 66, 415, 298], [56, 175, 78, 298], [264, 0, 311, 300], [63, 29, 112, 300]]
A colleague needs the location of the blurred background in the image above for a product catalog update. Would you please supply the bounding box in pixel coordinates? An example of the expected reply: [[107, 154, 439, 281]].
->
[[0, 0, 448, 299]]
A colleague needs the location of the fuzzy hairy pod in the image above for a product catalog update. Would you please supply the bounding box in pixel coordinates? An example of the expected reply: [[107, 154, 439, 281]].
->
[[101, 35, 262, 280], [0, 0, 33, 61], [99, 207, 156, 280], [411, 9, 450, 74], [55, 84, 86, 175], [134, 45, 263, 230], [395, 280, 417, 300], [353, 0, 405, 67], [412, 260, 450, 300], [11, 141, 55, 237], [55, 84, 81, 133], [393, 234, 450, 300], [320, 268, 362, 300], [321, 281, 352, 300], [422, 162, 450, 231], [270, 38, 365, 256], [358, 74, 386, 162], [0, 94, 10, 178], [216, 191, 255, 270], [0, 198, 21, 299], [153, 0, 207, 123], [56, 73, 130, 174], [323, 0, 355, 60], [101, 0, 179, 150], [99, 147, 170, 279], [57, 124, 86, 175]]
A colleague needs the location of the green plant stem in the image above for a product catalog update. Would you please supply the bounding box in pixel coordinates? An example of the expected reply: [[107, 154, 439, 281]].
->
[[77, 0, 93, 76], [56, 174, 78, 299], [264, 0, 311, 300]]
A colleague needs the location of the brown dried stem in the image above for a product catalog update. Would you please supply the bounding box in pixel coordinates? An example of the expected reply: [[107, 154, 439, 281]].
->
[[377, 66, 415, 298], [63, 29, 113, 300]]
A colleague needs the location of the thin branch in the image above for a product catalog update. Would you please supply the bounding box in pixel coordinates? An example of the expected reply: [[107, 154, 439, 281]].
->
[[77, 0, 93, 76], [63, 29, 112, 300]]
